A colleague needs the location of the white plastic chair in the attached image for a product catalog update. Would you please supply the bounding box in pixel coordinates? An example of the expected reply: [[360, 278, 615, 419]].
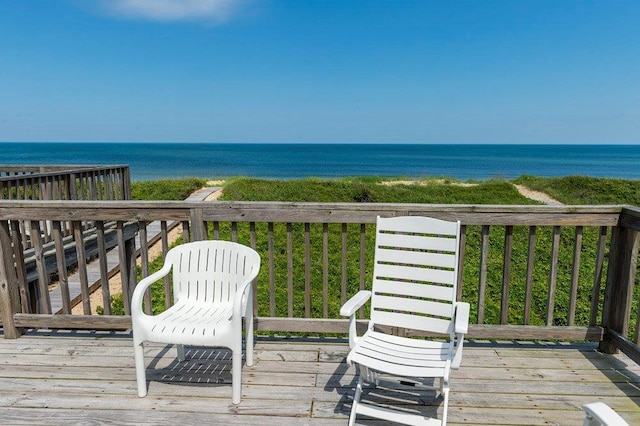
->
[[341, 216, 470, 426], [132, 240, 260, 404], [582, 402, 629, 426]]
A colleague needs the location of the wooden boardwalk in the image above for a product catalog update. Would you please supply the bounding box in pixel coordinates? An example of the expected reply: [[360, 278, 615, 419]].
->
[[48, 187, 221, 313], [48, 220, 175, 314], [0, 331, 638, 425]]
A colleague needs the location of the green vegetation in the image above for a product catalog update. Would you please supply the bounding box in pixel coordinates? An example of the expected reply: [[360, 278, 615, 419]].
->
[[103, 176, 640, 338], [131, 177, 207, 201], [220, 177, 539, 204], [514, 175, 640, 205]]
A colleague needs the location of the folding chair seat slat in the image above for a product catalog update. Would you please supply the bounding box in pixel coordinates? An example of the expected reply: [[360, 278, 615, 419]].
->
[[372, 310, 453, 334], [355, 344, 450, 367], [350, 356, 448, 378], [356, 402, 444, 426], [366, 331, 451, 352], [363, 334, 449, 352], [359, 345, 450, 361]]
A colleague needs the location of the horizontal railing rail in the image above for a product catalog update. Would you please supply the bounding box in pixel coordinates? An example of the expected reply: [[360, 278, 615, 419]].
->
[[0, 201, 637, 363]]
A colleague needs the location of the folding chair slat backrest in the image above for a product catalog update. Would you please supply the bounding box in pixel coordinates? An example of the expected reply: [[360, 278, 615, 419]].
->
[[370, 216, 461, 336]]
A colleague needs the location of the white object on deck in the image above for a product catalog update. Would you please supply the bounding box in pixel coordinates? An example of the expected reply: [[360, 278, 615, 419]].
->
[[341, 216, 469, 426], [582, 402, 629, 426], [132, 240, 261, 404]]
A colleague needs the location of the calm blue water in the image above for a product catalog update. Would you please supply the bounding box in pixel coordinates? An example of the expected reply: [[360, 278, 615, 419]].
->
[[1, 143, 639, 181]]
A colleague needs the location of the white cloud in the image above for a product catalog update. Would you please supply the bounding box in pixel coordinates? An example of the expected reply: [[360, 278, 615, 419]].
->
[[97, 0, 250, 23]]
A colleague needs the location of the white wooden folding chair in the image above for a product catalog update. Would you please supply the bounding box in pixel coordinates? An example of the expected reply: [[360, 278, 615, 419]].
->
[[341, 216, 469, 425], [131, 240, 260, 404], [583, 402, 629, 426]]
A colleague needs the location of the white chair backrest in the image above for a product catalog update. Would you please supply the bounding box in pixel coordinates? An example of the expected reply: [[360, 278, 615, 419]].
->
[[370, 216, 461, 336], [168, 240, 260, 305]]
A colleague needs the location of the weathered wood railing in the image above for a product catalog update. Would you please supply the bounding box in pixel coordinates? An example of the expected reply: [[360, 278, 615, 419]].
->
[[1, 166, 134, 298], [0, 165, 131, 202], [0, 201, 638, 363], [0, 165, 131, 251]]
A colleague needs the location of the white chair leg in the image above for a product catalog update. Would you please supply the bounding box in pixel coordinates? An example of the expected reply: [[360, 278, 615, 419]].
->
[[441, 386, 450, 426], [245, 314, 254, 367], [177, 344, 186, 362], [232, 350, 242, 404], [349, 374, 364, 426], [134, 342, 147, 397]]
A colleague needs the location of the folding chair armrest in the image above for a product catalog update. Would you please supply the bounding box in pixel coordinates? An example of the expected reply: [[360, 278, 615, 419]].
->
[[340, 290, 371, 349], [451, 302, 470, 369], [340, 290, 371, 317], [455, 302, 470, 335], [582, 402, 629, 426]]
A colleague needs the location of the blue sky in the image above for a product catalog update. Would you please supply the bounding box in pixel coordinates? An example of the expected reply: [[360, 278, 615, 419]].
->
[[1, 0, 639, 144]]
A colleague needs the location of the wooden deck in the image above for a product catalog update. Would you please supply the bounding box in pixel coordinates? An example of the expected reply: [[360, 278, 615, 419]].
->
[[0, 331, 638, 425]]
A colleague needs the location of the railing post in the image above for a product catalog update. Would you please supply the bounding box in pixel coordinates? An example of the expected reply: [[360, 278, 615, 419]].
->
[[69, 172, 79, 200], [0, 221, 23, 338], [125, 236, 137, 312], [117, 221, 137, 316], [122, 167, 132, 200], [189, 208, 206, 241], [600, 224, 639, 353]]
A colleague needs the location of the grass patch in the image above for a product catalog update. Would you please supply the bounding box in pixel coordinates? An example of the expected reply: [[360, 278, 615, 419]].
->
[[220, 177, 539, 204], [514, 175, 640, 205], [131, 177, 207, 201]]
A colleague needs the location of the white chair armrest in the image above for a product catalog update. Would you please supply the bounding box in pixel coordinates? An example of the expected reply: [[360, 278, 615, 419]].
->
[[232, 277, 255, 321], [131, 262, 173, 318], [455, 302, 470, 335], [452, 302, 470, 369], [340, 290, 371, 349], [582, 402, 629, 426], [232, 262, 260, 327], [340, 290, 371, 317]]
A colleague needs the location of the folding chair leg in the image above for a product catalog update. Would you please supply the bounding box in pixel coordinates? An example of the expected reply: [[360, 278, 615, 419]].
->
[[134, 342, 147, 397], [442, 387, 450, 426], [349, 374, 365, 426]]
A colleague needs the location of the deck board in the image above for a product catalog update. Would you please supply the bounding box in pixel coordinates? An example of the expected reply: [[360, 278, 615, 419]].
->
[[0, 331, 638, 425]]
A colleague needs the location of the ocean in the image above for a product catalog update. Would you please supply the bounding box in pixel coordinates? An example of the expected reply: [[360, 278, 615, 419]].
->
[[1, 142, 639, 182]]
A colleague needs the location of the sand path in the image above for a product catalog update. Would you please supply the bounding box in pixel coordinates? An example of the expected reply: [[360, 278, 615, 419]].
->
[[514, 185, 563, 205]]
